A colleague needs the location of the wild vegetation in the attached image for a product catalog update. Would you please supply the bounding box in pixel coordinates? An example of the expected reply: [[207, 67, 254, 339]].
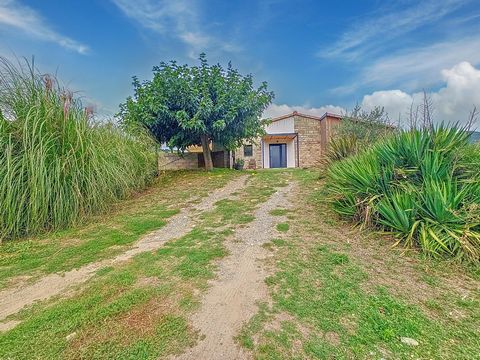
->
[[240, 170, 479, 359], [322, 106, 396, 165], [327, 125, 480, 261], [0, 57, 157, 241], [0, 169, 287, 359]]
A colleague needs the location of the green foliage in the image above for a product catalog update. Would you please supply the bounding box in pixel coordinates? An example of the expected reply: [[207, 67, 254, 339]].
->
[[322, 134, 360, 165], [323, 106, 396, 165], [0, 57, 157, 240], [327, 126, 480, 261], [119, 54, 274, 153], [276, 222, 290, 232], [337, 105, 395, 144]]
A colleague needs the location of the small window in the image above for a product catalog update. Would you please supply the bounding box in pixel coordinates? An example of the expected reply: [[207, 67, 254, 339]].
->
[[243, 144, 253, 157]]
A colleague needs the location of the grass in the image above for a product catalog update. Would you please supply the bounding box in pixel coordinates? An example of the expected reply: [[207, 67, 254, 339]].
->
[[2, 168, 478, 359], [0, 169, 293, 359], [276, 223, 289, 232], [269, 209, 288, 216], [0, 56, 157, 241], [239, 169, 480, 359], [0, 169, 238, 289]]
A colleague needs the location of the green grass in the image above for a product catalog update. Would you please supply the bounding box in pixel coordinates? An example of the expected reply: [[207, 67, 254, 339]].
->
[[0, 169, 294, 359], [0, 169, 239, 288], [240, 169, 480, 360], [276, 223, 290, 232], [269, 209, 288, 216], [243, 239, 479, 359]]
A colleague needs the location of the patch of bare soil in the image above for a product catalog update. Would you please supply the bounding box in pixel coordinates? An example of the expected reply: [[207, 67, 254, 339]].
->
[[173, 181, 295, 360], [0, 176, 247, 331]]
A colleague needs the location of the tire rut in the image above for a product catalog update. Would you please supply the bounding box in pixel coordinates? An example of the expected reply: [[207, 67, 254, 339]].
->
[[173, 180, 295, 360], [0, 175, 248, 331]]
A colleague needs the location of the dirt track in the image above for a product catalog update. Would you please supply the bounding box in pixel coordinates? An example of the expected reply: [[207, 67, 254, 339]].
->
[[174, 181, 294, 360], [0, 176, 248, 332]]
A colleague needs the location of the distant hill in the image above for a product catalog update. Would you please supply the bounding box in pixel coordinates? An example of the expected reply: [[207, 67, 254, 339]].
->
[[468, 131, 480, 143]]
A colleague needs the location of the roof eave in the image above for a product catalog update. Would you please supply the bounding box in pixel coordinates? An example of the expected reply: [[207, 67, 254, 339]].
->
[[267, 111, 343, 123]]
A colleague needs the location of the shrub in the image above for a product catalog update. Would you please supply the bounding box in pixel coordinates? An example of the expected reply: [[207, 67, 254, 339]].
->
[[327, 126, 480, 261], [322, 106, 396, 165], [0, 57, 157, 240]]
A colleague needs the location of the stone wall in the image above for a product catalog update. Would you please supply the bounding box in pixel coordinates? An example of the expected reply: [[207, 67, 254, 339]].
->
[[159, 150, 230, 170], [294, 114, 323, 168], [234, 140, 262, 169], [198, 151, 231, 168], [157, 152, 199, 171]]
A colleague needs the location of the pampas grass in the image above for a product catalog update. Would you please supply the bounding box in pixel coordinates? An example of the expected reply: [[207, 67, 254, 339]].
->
[[0, 57, 157, 240]]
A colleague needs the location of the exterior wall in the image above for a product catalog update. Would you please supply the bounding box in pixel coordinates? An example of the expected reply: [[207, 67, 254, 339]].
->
[[159, 150, 230, 170], [198, 151, 230, 168], [322, 115, 341, 152], [158, 152, 198, 170], [293, 114, 323, 168], [265, 116, 295, 134], [234, 140, 262, 169], [262, 138, 295, 168], [233, 113, 343, 170]]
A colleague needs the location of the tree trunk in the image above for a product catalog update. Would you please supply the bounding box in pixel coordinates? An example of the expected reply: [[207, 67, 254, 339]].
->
[[200, 134, 213, 171]]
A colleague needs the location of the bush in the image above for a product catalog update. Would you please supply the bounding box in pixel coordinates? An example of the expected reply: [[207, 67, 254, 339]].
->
[[322, 106, 396, 165], [0, 57, 157, 240], [327, 126, 480, 261]]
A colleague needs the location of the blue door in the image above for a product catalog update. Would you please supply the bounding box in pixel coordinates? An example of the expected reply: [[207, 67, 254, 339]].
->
[[269, 144, 287, 168]]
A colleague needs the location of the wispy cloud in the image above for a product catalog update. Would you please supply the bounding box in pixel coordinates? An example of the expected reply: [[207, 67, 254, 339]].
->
[[0, 0, 89, 55], [112, 0, 240, 59], [360, 36, 480, 91], [319, 0, 468, 61], [331, 35, 480, 95]]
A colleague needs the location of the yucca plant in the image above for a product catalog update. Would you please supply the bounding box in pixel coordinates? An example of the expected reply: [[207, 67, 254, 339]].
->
[[327, 126, 480, 261], [0, 57, 157, 240], [321, 134, 360, 165]]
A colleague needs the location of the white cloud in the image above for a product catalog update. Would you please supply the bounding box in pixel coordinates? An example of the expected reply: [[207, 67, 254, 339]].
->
[[431, 61, 480, 121], [0, 0, 89, 54], [319, 0, 466, 61], [361, 36, 480, 90], [361, 90, 413, 120], [360, 61, 480, 125], [263, 103, 345, 119], [112, 0, 239, 58]]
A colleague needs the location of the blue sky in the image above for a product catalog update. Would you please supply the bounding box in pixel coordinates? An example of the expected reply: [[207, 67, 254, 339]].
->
[[1, 0, 480, 123]]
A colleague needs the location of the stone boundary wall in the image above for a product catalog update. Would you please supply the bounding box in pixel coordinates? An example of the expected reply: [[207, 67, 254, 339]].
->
[[158, 152, 199, 171], [158, 150, 230, 170]]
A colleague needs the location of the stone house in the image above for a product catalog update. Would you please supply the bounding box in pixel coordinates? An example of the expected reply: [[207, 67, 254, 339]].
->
[[157, 111, 342, 170], [234, 111, 342, 169]]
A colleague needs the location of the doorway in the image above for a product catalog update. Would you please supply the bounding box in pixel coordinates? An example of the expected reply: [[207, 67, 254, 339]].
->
[[269, 143, 287, 168]]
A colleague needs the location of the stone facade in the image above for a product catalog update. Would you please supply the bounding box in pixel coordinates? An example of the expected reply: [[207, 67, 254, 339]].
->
[[294, 114, 323, 168], [234, 141, 262, 169], [294, 112, 340, 167], [237, 112, 341, 169], [160, 111, 342, 170], [159, 150, 230, 171], [158, 152, 199, 171]]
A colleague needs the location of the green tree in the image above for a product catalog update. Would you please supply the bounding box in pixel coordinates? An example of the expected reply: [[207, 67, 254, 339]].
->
[[119, 54, 274, 170]]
